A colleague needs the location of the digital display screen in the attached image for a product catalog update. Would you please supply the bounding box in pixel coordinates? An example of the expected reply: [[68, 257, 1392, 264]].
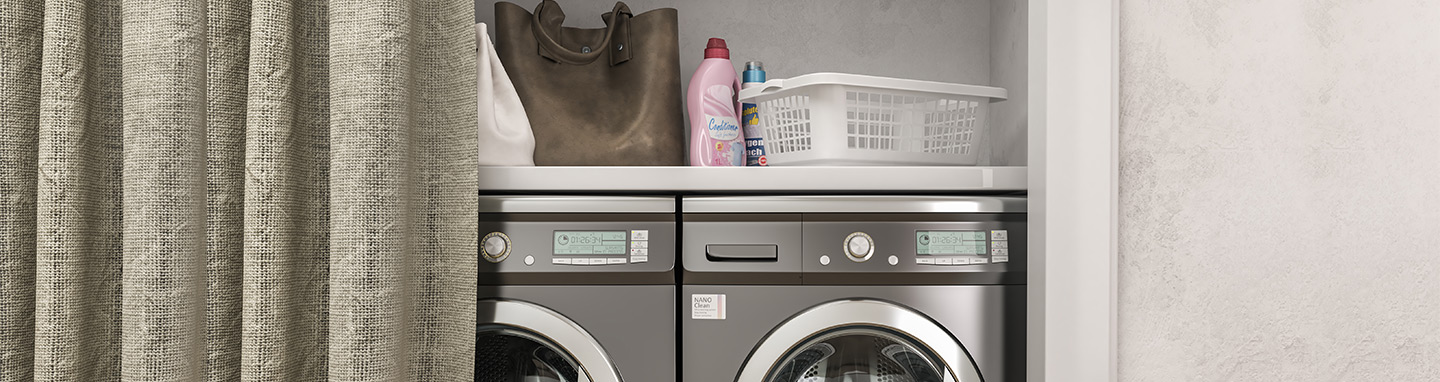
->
[[553, 231, 628, 255], [916, 231, 987, 255]]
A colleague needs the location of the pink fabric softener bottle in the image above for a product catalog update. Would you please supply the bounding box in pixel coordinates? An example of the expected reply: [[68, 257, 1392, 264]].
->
[[687, 38, 745, 166]]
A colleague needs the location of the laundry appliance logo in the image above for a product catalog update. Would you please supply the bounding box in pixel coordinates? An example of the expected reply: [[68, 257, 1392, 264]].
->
[[690, 294, 727, 320]]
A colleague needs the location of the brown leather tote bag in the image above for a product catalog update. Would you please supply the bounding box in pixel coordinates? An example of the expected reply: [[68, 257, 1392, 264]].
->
[[494, 1, 685, 166]]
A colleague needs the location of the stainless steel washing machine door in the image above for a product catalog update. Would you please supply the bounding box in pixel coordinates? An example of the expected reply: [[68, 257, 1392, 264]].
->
[[478, 300, 622, 382], [736, 299, 983, 382]]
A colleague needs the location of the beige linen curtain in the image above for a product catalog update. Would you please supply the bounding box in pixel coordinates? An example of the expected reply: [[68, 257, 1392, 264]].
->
[[0, 0, 478, 380]]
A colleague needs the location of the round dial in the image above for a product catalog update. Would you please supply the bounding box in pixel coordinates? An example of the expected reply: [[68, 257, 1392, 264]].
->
[[482, 232, 511, 263], [844, 232, 874, 262]]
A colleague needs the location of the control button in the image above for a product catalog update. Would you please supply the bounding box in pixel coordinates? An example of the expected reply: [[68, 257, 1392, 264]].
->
[[820, 255, 831, 266], [992, 241, 1008, 249], [631, 248, 648, 257], [632, 241, 648, 249], [936, 257, 953, 265], [991, 249, 1008, 256], [524, 255, 535, 266], [888, 255, 899, 266], [993, 256, 1009, 263], [552, 258, 571, 265], [483, 236, 506, 256], [631, 230, 649, 240], [916, 257, 935, 265], [991, 230, 1008, 241], [843, 232, 874, 262], [606, 258, 625, 264], [579, 258, 598, 265], [481, 232, 512, 263], [970, 257, 988, 264], [630, 256, 648, 263], [952, 257, 971, 265]]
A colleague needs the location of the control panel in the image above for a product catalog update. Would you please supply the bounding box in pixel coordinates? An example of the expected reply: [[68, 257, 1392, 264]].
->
[[479, 228, 662, 267], [548, 229, 651, 265], [800, 217, 1025, 278], [479, 196, 676, 286], [913, 230, 1010, 266]]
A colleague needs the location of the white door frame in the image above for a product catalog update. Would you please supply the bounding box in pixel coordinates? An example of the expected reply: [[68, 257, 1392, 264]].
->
[[1029, 0, 1119, 381]]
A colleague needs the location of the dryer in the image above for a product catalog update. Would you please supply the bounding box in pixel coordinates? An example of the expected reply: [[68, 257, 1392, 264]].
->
[[681, 196, 1025, 382], [478, 196, 676, 382]]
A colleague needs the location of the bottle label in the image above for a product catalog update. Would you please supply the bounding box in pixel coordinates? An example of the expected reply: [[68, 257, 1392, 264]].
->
[[703, 85, 741, 141], [741, 102, 767, 166], [707, 115, 741, 140]]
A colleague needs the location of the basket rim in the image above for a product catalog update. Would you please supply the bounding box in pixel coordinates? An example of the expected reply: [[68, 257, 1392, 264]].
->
[[739, 72, 1008, 102]]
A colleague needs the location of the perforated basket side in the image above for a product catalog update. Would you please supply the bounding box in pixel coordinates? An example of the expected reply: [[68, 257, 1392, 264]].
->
[[749, 80, 994, 166], [758, 94, 814, 155]]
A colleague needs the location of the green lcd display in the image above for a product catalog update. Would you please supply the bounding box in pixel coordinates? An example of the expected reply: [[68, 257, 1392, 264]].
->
[[916, 231, 987, 255], [553, 231, 628, 255]]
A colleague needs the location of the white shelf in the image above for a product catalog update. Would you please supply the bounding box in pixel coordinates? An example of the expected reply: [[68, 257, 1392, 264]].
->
[[477, 166, 1026, 192]]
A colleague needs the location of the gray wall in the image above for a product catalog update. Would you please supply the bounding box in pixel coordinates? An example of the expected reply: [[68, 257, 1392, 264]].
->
[[478, 0, 1027, 165], [1120, 1, 1440, 380]]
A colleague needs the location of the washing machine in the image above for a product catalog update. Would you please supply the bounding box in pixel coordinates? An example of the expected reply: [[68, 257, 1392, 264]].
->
[[681, 196, 1026, 382], [478, 196, 677, 382]]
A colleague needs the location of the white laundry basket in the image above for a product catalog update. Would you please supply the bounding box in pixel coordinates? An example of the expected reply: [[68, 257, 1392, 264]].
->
[[738, 73, 1007, 166]]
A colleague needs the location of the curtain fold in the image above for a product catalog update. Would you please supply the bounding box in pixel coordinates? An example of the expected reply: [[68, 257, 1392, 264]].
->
[[0, 0, 478, 380]]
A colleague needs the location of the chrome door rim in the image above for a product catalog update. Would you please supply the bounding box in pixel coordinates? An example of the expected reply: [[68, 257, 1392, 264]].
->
[[735, 299, 982, 382], [479, 299, 622, 382]]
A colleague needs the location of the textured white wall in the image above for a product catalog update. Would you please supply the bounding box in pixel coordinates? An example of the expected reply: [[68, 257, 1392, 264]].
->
[[1120, 1, 1440, 380]]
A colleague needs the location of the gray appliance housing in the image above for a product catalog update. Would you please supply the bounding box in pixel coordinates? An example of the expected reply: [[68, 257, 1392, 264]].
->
[[479, 196, 676, 382], [681, 196, 1026, 382]]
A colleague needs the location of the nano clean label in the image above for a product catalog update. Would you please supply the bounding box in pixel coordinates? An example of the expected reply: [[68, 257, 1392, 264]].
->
[[691, 294, 726, 320]]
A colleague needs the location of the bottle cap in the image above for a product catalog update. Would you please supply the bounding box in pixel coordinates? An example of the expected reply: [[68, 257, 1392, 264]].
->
[[704, 38, 730, 59], [742, 61, 766, 84]]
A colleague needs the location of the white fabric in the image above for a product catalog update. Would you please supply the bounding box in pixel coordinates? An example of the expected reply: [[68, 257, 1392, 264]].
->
[[477, 23, 535, 166]]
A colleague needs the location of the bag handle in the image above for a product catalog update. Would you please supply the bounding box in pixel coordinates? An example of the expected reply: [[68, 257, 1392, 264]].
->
[[531, 1, 633, 66]]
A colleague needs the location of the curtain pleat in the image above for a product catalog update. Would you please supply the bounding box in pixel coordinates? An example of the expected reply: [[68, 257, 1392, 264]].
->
[[241, 0, 332, 380], [408, 0, 477, 379], [0, 0, 477, 380], [120, 0, 210, 379], [34, 0, 125, 380], [204, 0, 248, 380], [0, 0, 43, 380]]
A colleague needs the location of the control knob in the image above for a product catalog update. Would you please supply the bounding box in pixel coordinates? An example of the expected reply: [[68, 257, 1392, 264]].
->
[[482, 232, 511, 263], [844, 232, 874, 262]]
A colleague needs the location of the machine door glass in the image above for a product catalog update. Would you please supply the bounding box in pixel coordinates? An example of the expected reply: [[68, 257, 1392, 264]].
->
[[737, 299, 982, 382], [478, 326, 583, 382], [767, 327, 948, 382], [478, 300, 621, 382]]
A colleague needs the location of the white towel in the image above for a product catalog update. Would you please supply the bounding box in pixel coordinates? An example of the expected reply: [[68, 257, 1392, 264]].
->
[[477, 23, 536, 166]]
